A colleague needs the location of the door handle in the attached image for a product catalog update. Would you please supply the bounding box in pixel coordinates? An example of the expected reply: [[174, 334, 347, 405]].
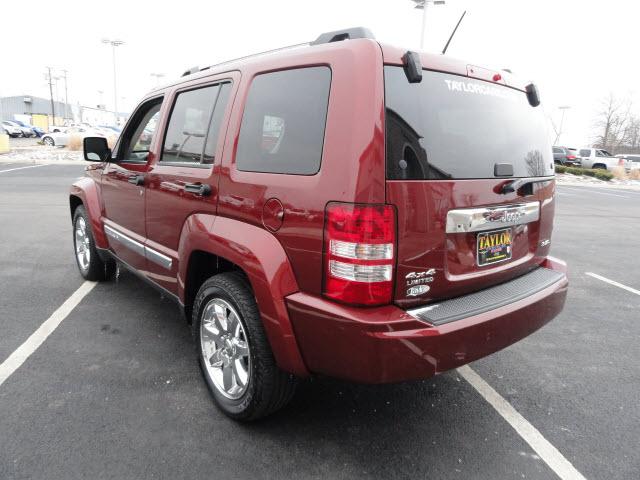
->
[[184, 183, 212, 196], [128, 174, 144, 186]]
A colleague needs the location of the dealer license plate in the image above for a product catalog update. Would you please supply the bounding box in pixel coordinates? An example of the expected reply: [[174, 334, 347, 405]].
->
[[477, 228, 513, 267]]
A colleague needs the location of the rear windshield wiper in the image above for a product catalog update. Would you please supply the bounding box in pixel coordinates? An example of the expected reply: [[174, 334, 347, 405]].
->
[[500, 176, 554, 194]]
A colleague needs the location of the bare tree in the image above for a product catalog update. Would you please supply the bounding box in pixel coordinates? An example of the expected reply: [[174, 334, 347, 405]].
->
[[593, 93, 632, 151], [525, 150, 547, 176], [622, 115, 640, 151]]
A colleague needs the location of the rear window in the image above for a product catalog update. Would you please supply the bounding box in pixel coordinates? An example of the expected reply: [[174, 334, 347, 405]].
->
[[579, 149, 591, 157], [384, 67, 553, 180], [236, 67, 331, 175]]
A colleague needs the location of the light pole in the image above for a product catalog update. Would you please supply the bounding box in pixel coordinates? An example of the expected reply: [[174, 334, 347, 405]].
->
[[45, 67, 56, 127], [411, 0, 446, 49], [61, 69, 69, 121], [150, 73, 165, 86], [102, 38, 125, 125], [556, 106, 571, 145]]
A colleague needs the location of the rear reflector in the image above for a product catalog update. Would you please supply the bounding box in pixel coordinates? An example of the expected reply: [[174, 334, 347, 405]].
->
[[323, 203, 396, 306]]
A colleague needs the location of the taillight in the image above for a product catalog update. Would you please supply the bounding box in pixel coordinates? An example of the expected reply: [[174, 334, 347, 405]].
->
[[618, 158, 625, 166], [323, 202, 396, 306], [566, 155, 576, 160]]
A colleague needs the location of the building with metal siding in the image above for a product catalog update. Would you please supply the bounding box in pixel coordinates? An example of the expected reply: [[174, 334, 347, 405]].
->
[[1, 95, 126, 131], [0, 95, 68, 121]]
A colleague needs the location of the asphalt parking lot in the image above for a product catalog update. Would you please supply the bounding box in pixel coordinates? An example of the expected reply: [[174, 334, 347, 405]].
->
[[0, 163, 638, 480]]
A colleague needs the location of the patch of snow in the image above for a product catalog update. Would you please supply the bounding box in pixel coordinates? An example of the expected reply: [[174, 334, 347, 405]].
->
[[0, 146, 83, 165], [555, 173, 640, 191]]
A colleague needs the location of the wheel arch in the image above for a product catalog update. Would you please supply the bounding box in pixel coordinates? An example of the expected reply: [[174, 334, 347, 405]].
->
[[179, 214, 309, 377], [69, 177, 108, 249]]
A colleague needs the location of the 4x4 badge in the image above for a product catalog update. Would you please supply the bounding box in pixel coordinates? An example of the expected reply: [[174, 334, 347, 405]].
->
[[405, 268, 436, 279]]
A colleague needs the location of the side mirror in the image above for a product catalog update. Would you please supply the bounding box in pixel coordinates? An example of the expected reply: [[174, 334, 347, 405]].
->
[[83, 136, 111, 162], [525, 83, 541, 107]]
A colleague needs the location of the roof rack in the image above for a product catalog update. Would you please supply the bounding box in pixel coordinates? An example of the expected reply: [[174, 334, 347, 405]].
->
[[181, 66, 200, 77], [310, 27, 375, 45], [181, 27, 375, 78]]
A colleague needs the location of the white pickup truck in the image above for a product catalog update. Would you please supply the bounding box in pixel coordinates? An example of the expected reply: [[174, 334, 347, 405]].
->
[[578, 148, 627, 170]]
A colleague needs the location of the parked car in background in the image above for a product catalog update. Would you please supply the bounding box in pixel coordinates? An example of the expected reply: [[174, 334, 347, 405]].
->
[[615, 154, 640, 171], [1, 121, 23, 137], [71, 27, 568, 420], [99, 125, 122, 135], [2, 120, 35, 137], [553, 146, 581, 166], [578, 148, 626, 170], [12, 119, 44, 138], [42, 126, 107, 147]]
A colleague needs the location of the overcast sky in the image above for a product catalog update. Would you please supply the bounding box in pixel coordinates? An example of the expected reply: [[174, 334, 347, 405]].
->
[[2, 0, 638, 146]]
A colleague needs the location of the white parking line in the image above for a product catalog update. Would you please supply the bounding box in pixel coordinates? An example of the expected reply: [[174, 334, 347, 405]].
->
[[586, 272, 640, 296], [458, 365, 587, 480], [0, 164, 49, 174], [0, 281, 96, 388]]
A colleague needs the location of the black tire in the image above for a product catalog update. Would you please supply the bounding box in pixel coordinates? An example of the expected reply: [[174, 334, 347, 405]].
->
[[193, 272, 297, 421], [593, 164, 607, 170], [43, 136, 55, 146], [72, 205, 115, 281]]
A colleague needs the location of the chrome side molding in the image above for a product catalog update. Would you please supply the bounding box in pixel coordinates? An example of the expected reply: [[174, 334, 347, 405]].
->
[[104, 224, 173, 270], [446, 201, 539, 233], [144, 246, 173, 270]]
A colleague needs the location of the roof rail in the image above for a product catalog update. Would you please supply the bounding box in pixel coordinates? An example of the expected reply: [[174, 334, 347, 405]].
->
[[310, 27, 375, 45], [181, 66, 200, 77], [180, 27, 375, 78]]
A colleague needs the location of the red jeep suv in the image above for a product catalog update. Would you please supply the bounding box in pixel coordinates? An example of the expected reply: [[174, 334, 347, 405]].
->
[[70, 28, 568, 420]]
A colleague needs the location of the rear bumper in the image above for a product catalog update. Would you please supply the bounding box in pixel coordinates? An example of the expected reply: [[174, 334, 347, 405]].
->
[[286, 258, 568, 383]]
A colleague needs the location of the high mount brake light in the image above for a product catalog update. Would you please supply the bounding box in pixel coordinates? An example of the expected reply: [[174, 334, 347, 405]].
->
[[323, 203, 396, 306]]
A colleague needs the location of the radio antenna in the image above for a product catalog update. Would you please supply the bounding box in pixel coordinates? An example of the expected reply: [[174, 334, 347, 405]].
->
[[442, 10, 466, 55]]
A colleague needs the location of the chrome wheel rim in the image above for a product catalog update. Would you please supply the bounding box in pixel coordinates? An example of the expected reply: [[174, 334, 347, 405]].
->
[[74, 217, 91, 271], [44, 137, 53, 146], [200, 298, 251, 400]]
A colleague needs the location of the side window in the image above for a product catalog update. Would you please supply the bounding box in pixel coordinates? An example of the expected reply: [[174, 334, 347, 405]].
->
[[235, 66, 331, 175], [162, 84, 221, 165], [120, 98, 162, 162], [203, 83, 232, 164], [553, 147, 561, 154]]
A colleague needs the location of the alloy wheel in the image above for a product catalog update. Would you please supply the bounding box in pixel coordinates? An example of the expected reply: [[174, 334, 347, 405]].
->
[[74, 216, 91, 270], [200, 298, 251, 399]]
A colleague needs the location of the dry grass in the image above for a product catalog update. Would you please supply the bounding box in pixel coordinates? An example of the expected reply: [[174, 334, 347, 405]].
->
[[66, 135, 83, 151], [629, 169, 640, 180], [106, 135, 118, 149], [610, 166, 628, 180], [66, 134, 118, 152]]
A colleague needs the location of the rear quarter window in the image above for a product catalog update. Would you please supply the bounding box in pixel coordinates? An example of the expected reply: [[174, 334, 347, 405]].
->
[[235, 67, 331, 175]]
